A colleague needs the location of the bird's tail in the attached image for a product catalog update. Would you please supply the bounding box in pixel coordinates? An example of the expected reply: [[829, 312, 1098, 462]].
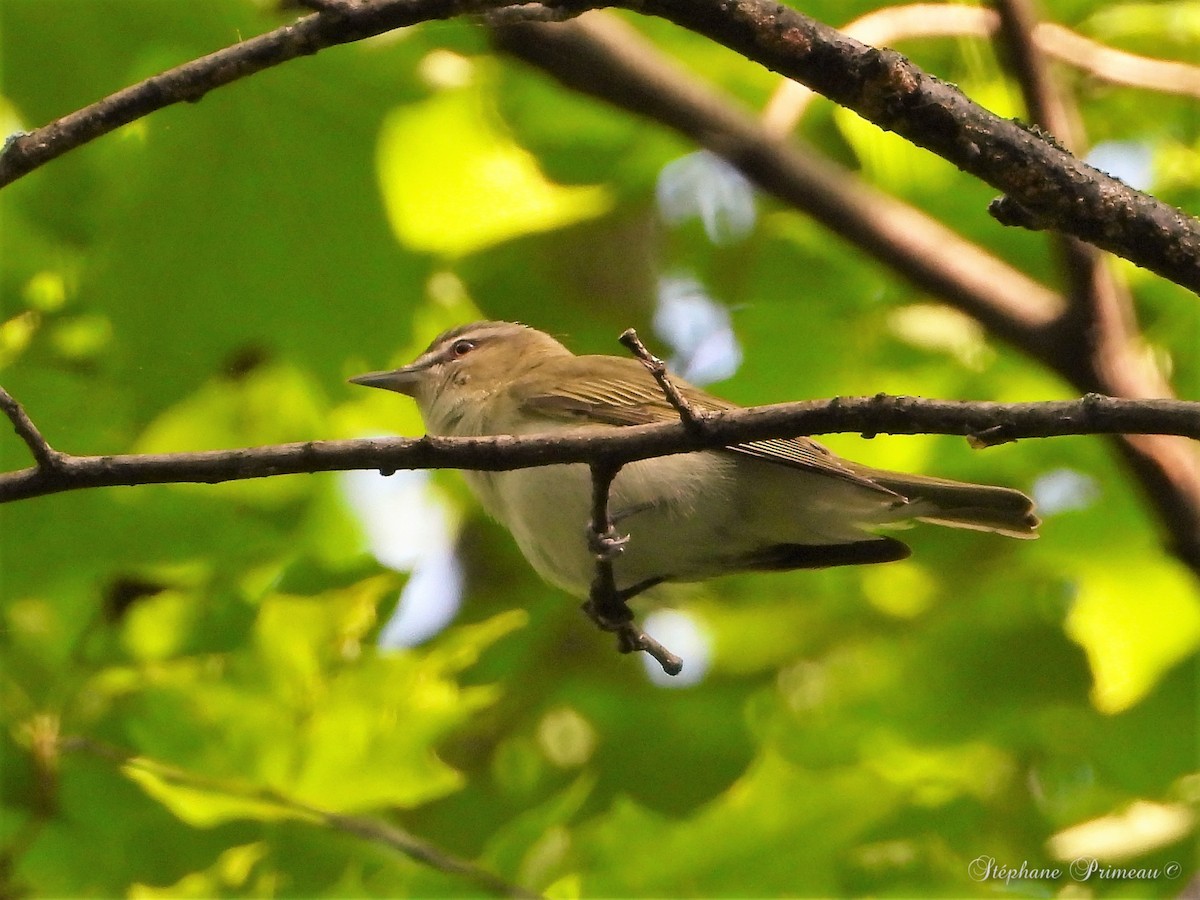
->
[[861, 468, 1040, 539]]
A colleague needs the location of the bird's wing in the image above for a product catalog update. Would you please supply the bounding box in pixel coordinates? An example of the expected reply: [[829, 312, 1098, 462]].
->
[[517, 357, 897, 495]]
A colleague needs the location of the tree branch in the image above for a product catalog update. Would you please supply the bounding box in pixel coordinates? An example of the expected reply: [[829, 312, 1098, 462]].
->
[[993, 0, 1077, 148], [0, 386, 61, 471], [491, 13, 1200, 572], [491, 14, 1064, 353], [61, 736, 539, 899], [986, 0, 1200, 570], [619, 328, 705, 431], [2, 389, 1198, 505], [0, 0, 520, 188], [581, 461, 683, 675]]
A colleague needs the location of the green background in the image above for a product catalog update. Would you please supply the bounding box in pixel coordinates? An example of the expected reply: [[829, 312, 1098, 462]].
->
[[1, 1, 1197, 896]]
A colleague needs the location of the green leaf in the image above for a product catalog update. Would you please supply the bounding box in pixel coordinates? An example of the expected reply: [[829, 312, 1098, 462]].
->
[[377, 85, 612, 257], [1065, 559, 1200, 714]]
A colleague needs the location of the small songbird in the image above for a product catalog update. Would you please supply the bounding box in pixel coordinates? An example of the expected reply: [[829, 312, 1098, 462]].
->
[[351, 322, 1037, 601]]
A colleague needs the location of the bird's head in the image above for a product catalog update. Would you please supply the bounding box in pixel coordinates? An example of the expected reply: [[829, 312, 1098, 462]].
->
[[350, 321, 570, 433]]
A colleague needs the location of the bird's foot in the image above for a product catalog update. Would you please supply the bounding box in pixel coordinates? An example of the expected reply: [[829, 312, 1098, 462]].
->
[[587, 525, 629, 561], [582, 577, 682, 676]]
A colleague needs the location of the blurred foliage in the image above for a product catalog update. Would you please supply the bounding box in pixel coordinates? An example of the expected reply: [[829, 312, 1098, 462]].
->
[[1, 0, 1199, 897]]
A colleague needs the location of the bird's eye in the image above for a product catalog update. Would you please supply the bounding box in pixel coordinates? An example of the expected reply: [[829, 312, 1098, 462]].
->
[[451, 339, 475, 358]]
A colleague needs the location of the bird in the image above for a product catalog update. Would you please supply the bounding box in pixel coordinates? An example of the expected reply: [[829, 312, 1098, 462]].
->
[[350, 321, 1038, 603]]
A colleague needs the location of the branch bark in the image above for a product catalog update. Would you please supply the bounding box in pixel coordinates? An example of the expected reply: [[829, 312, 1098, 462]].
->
[[3, 390, 1199, 504], [582, 460, 683, 675], [619, 328, 706, 432], [0, 386, 61, 471]]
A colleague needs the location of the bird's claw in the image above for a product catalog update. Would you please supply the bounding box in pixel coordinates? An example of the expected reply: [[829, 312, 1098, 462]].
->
[[588, 526, 629, 561]]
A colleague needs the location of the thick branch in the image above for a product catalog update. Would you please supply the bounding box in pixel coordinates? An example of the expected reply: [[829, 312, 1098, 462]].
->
[[2, 394, 1198, 504]]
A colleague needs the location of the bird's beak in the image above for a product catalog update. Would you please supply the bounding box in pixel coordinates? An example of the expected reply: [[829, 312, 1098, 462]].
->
[[348, 364, 424, 397]]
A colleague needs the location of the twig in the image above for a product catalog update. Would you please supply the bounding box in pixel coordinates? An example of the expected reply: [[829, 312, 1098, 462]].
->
[[61, 736, 540, 899], [581, 461, 684, 676], [618, 329, 705, 432], [1040, 21, 1200, 99], [992, 0, 1107, 317], [993, 0, 1077, 149], [610, 616, 683, 676], [0, 386, 60, 470], [585, 461, 626, 622]]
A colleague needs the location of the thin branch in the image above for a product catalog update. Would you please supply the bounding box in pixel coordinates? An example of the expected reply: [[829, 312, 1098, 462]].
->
[[618, 328, 704, 431], [1043, 21, 1200, 99], [61, 736, 540, 899], [993, 0, 1076, 148], [993, 0, 1117, 322], [0, 0, 518, 188], [582, 461, 627, 628], [605, 607, 682, 676], [582, 461, 683, 675], [991, 0, 1159, 396], [0, 385, 61, 471], [2, 392, 1198, 506]]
